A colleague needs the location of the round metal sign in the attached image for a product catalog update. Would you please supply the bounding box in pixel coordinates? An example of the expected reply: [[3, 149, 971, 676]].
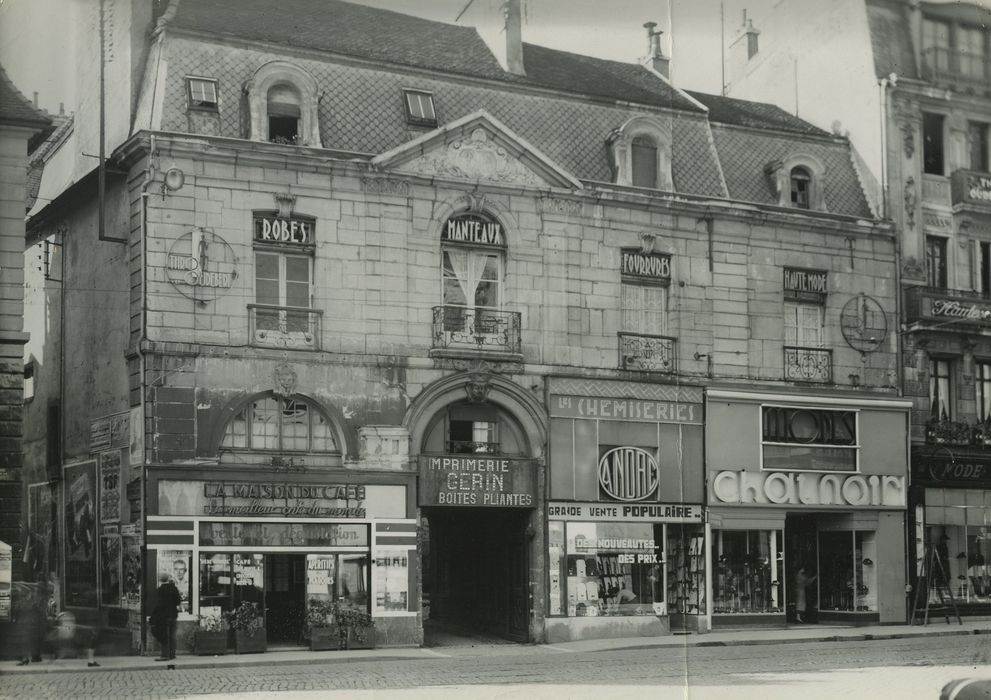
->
[[598, 447, 659, 502], [166, 228, 238, 302]]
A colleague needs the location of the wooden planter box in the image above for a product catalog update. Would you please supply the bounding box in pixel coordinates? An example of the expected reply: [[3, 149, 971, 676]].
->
[[235, 629, 266, 654], [195, 630, 229, 656], [340, 626, 375, 650], [309, 627, 339, 651]]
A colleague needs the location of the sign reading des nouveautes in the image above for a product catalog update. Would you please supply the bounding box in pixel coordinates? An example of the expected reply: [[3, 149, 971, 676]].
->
[[418, 456, 536, 507]]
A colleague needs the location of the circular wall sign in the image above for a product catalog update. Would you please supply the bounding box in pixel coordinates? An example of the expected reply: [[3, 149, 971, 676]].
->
[[166, 228, 238, 302], [598, 447, 659, 502], [840, 293, 888, 353]]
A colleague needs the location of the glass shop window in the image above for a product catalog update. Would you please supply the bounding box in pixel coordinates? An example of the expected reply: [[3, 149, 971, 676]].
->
[[928, 517, 991, 605], [199, 553, 234, 616], [712, 530, 783, 614], [817, 531, 877, 612], [374, 550, 411, 613]]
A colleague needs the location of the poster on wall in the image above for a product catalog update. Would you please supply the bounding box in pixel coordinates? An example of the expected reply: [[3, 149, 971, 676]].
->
[[157, 549, 192, 614], [64, 461, 98, 607], [0, 540, 10, 620], [100, 536, 121, 606], [121, 536, 141, 610], [99, 450, 122, 524], [26, 483, 56, 581], [128, 406, 144, 468]]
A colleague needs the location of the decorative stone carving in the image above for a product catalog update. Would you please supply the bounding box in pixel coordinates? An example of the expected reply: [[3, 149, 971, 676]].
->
[[357, 425, 410, 471], [274, 192, 296, 219], [904, 176, 917, 229], [361, 176, 410, 196], [902, 255, 926, 280], [639, 232, 656, 255], [402, 128, 546, 186], [272, 362, 297, 400], [540, 197, 583, 216], [901, 122, 915, 159], [465, 375, 492, 403], [466, 192, 487, 213]]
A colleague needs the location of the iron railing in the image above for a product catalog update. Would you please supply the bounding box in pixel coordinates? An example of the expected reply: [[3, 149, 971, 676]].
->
[[249, 304, 322, 349], [447, 440, 500, 454], [783, 346, 832, 383], [431, 306, 522, 354], [618, 332, 676, 373]]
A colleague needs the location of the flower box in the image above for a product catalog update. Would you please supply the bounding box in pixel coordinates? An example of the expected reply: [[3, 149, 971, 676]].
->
[[235, 629, 266, 654], [309, 627, 339, 651], [195, 630, 229, 655]]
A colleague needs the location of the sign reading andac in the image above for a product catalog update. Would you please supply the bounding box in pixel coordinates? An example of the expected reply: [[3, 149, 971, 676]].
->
[[598, 447, 659, 502]]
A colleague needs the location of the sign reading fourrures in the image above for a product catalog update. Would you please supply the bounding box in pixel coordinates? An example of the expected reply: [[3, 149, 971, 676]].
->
[[202, 481, 366, 518], [550, 395, 702, 424], [419, 456, 537, 507], [620, 249, 671, 284]]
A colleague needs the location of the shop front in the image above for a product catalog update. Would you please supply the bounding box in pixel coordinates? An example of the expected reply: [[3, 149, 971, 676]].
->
[[910, 446, 991, 615], [144, 467, 417, 650], [545, 378, 705, 642], [706, 390, 910, 627]]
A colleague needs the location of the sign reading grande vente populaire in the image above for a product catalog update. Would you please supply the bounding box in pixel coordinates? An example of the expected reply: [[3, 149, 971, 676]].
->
[[598, 447, 659, 501], [547, 501, 703, 523], [762, 405, 858, 472], [202, 481, 366, 518], [418, 456, 536, 507], [551, 395, 702, 424], [709, 470, 906, 509], [253, 214, 315, 246], [620, 249, 671, 284], [441, 213, 504, 246]]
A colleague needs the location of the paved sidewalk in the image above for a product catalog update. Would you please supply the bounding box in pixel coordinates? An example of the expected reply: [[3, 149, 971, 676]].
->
[[2, 620, 988, 676]]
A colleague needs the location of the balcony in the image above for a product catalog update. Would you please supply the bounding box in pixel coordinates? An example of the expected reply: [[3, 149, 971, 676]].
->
[[431, 306, 522, 356], [903, 286, 991, 327], [249, 304, 322, 350], [920, 46, 991, 90], [921, 174, 952, 208], [951, 168, 991, 209], [447, 440, 500, 454], [925, 418, 991, 447], [783, 346, 832, 383], [618, 332, 676, 373]]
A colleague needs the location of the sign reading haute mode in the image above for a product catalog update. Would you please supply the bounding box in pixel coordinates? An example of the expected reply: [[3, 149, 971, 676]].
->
[[418, 456, 536, 507]]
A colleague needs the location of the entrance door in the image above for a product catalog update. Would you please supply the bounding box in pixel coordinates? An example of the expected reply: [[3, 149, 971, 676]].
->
[[785, 514, 819, 622], [264, 553, 306, 646], [425, 507, 529, 642]]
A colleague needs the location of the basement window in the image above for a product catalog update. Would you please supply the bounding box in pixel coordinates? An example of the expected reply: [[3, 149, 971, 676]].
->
[[186, 77, 218, 111], [403, 89, 437, 127]]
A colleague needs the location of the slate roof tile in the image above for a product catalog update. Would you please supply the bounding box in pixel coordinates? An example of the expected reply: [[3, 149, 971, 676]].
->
[[866, 0, 917, 79], [0, 63, 51, 128], [687, 91, 829, 136]]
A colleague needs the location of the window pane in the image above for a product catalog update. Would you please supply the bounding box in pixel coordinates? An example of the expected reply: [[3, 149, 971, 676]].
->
[[256, 281, 280, 307], [374, 550, 409, 612], [621, 283, 667, 335], [251, 398, 279, 449], [310, 412, 337, 452], [549, 521, 565, 615], [199, 553, 233, 618], [970, 122, 990, 172], [285, 256, 310, 284], [930, 359, 952, 419], [979, 362, 991, 423], [221, 408, 247, 449], [621, 284, 642, 332], [338, 554, 369, 609], [923, 113, 945, 176], [631, 137, 658, 188], [712, 530, 783, 614], [256, 253, 280, 306], [285, 282, 310, 309], [442, 251, 467, 307], [281, 399, 309, 451], [926, 236, 947, 288]]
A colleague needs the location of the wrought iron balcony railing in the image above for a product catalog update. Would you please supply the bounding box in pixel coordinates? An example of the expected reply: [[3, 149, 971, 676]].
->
[[447, 440, 500, 454], [431, 306, 522, 355], [921, 46, 991, 86], [249, 304, 322, 350], [618, 332, 676, 373], [783, 346, 832, 383]]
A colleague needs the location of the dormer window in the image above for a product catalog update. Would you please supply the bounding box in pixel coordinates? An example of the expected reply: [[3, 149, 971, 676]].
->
[[790, 167, 811, 209], [609, 116, 673, 191], [186, 77, 218, 111], [631, 135, 658, 188], [267, 83, 301, 144], [403, 89, 437, 127]]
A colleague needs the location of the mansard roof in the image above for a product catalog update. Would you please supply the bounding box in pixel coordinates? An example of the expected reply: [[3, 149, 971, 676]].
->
[[0, 63, 51, 130], [866, 0, 918, 79], [686, 91, 829, 137]]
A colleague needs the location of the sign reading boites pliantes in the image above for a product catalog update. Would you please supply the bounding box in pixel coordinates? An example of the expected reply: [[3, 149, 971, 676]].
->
[[418, 456, 537, 507]]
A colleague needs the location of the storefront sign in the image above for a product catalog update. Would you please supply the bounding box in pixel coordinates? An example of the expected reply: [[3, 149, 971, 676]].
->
[[762, 406, 856, 445], [441, 213, 504, 246], [913, 450, 991, 486], [709, 470, 906, 508], [929, 298, 991, 322], [964, 173, 991, 204], [253, 214, 315, 246], [547, 501, 703, 523], [90, 411, 128, 452], [620, 249, 671, 283], [550, 395, 701, 424], [783, 267, 828, 303], [201, 481, 366, 517], [598, 447, 659, 501], [200, 521, 368, 547], [166, 228, 237, 299], [419, 456, 536, 507]]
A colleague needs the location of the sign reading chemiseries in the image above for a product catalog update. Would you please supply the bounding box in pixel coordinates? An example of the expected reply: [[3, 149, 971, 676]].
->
[[551, 395, 701, 424], [419, 456, 536, 507]]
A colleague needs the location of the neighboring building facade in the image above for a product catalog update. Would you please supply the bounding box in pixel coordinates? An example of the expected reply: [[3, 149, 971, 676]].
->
[[20, 0, 904, 653], [701, 0, 991, 618]]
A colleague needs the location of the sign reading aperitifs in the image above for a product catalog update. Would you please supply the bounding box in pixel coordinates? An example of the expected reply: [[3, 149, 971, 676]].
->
[[418, 456, 536, 507]]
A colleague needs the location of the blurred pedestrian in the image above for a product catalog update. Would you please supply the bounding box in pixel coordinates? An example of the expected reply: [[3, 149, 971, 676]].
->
[[152, 573, 180, 660], [795, 565, 817, 623]]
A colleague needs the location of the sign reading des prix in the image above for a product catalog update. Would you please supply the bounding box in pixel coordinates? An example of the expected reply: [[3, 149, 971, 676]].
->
[[418, 456, 537, 507]]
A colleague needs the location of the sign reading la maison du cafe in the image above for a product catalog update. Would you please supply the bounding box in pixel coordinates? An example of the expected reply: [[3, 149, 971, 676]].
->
[[418, 456, 536, 507], [253, 213, 315, 246]]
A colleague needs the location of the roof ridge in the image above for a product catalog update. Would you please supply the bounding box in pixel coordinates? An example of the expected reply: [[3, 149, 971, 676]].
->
[[0, 62, 52, 127]]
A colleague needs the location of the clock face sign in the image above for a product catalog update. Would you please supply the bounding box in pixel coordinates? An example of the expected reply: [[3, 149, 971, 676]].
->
[[840, 294, 888, 353], [166, 228, 238, 302]]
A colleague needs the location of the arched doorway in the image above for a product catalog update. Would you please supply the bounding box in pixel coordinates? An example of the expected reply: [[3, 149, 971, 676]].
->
[[406, 373, 546, 643]]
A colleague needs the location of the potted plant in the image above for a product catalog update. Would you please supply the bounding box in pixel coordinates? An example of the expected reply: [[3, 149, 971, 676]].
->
[[974, 416, 991, 446], [926, 417, 971, 446], [194, 607, 229, 655], [330, 598, 375, 650], [305, 599, 338, 651], [224, 601, 266, 654]]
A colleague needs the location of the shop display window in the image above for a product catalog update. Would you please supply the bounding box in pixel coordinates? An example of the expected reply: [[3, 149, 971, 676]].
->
[[666, 525, 706, 615], [712, 529, 782, 614], [199, 553, 233, 614], [555, 522, 664, 617], [374, 550, 410, 612], [928, 522, 991, 604], [818, 530, 877, 612]]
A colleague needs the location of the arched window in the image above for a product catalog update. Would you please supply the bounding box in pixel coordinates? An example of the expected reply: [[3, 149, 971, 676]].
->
[[221, 395, 338, 453], [790, 166, 811, 209], [631, 135, 659, 188], [421, 401, 528, 456], [267, 83, 302, 144]]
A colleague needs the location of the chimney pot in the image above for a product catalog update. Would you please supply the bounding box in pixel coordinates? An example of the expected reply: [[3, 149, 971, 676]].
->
[[641, 20, 669, 78], [32, 91, 38, 107]]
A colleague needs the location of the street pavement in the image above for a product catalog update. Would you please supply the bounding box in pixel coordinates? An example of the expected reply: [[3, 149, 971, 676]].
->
[[1, 621, 990, 699]]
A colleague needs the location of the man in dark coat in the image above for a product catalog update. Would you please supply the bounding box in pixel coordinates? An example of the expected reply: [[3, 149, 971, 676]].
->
[[152, 573, 181, 660]]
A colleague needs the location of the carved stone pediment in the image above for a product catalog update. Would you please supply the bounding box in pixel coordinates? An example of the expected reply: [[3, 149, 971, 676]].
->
[[400, 127, 547, 187]]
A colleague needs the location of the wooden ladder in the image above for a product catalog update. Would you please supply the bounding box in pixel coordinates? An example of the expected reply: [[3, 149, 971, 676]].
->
[[911, 544, 963, 626]]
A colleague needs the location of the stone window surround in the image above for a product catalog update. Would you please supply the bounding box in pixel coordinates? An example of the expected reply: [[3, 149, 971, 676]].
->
[[767, 154, 826, 211], [245, 60, 322, 148], [609, 115, 673, 191]]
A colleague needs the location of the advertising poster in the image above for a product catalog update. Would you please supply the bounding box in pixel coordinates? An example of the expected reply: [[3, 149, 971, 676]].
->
[[128, 406, 144, 467], [121, 536, 142, 610], [64, 461, 98, 607], [157, 549, 192, 614], [99, 450, 122, 524], [100, 536, 121, 606], [0, 541, 10, 620], [26, 483, 56, 581]]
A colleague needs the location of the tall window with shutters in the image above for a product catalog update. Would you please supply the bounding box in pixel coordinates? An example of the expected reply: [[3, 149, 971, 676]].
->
[[784, 302, 823, 349]]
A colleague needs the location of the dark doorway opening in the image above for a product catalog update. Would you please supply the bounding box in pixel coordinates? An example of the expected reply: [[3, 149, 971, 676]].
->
[[264, 553, 306, 646], [785, 514, 819, 623], [423, 507, 530, 643]]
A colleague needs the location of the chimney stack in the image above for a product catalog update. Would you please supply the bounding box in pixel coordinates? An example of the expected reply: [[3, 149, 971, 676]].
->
[[642, 21, 670, 79], [503, 0, 526, 76], [32, 91, 38, 107]]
